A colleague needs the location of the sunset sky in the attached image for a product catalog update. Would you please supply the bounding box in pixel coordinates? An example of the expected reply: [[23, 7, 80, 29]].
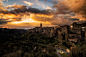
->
[[0, 0, 86, 29]]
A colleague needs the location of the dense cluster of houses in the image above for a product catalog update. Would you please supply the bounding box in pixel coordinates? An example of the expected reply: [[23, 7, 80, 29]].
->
[[28, 22, 86, 43]]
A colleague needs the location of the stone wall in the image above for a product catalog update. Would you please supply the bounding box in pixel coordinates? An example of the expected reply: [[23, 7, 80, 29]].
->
[[68, 34, 81, 39]]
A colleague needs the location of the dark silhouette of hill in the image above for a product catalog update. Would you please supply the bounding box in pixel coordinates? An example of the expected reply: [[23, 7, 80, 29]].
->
[[0, 29, 58, 57]]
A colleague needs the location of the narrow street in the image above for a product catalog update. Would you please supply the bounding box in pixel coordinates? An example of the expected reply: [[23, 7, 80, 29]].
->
[[55, 48, 68, 57], [56, 49, 62, 57]]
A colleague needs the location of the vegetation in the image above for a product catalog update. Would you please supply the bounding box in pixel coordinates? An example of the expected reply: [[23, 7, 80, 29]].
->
[[69, 41, 86, 57], [63, 41, 86, 57], [0, 30, 58, 57], [2, 29, 86, 57]]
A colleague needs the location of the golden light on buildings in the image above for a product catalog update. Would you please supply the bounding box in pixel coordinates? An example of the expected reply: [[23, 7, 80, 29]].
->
[[71, 26, 73, 28]]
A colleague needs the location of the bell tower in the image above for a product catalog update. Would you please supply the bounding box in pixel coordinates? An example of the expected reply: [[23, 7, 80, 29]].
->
[[40, 23, 42, 28]]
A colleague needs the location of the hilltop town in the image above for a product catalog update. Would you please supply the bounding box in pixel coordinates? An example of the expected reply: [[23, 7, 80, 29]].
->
[[28, 22, 86, 42], [0, 22, 86, 57], [27, 22, 86, 56]]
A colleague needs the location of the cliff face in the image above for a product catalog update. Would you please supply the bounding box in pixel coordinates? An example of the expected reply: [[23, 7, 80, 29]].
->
[[28, 26, 70, 42], [27, 23, 85, 42], [28, 27, 55, 37]]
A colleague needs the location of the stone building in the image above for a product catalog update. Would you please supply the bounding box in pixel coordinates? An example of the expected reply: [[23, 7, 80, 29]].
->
[[61, 25, 70, 34], [28, 22, 86, 42], [57, 25, 69, 41], [84, 27, 86, 39], [70, 22, 86, 41], [68, 34, 81, 40], [73, 22, 83, 28], [71, 22, 86, 34], [68, 35, 78, 42], [40, 23, 42, 28], [28, 26, 54, 37], [57, 28, 61, 35], [50, 28, 54, 37]]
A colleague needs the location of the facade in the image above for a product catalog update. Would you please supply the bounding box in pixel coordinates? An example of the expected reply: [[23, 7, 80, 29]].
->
[[69, 22, 86, 41], [68, 38, 78, 42], [28, 22, 86, 42]]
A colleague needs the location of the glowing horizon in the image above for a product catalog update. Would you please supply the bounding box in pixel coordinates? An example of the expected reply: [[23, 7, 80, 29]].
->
[[0, 0, 86, 29]]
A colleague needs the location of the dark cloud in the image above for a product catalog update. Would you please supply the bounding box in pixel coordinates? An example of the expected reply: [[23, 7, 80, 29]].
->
[[50, 19, 72, 25], [0, 19, 10, 24], [0, 10, 9, 14], [69, 18, 79, 21], [53, 0, 86, 20], [76, 21, 86, 24], [27, 7, 41, 13], [69, 13, 75, 16], [13, 7, 53, 14], [0, 5, 53, 15], [53, 2, 71, 14], [6, 5, 27, 9], [0, 3, 81, 26]]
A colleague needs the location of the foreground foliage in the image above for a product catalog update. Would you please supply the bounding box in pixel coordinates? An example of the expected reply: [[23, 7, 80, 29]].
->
[[0, 32, 58, 57]]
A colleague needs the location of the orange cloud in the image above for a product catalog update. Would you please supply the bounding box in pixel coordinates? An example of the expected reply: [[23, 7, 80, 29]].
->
[[0, 7, 7, 11], [3, 21, 51, 29], [55, 0, 86, 20], [0, 0, 7, 11], [6, 3, 27, 9], [0, 11, 52, 27], [0, 13, 21, 22], [0, 1, 82, 29], [30, 13, 53, 22]]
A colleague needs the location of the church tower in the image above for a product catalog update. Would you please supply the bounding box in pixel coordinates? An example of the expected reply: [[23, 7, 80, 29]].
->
[[40, 23, 42, 28]]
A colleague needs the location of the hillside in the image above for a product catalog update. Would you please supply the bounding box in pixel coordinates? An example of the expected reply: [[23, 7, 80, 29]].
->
[[0, 30, 58, 57]]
